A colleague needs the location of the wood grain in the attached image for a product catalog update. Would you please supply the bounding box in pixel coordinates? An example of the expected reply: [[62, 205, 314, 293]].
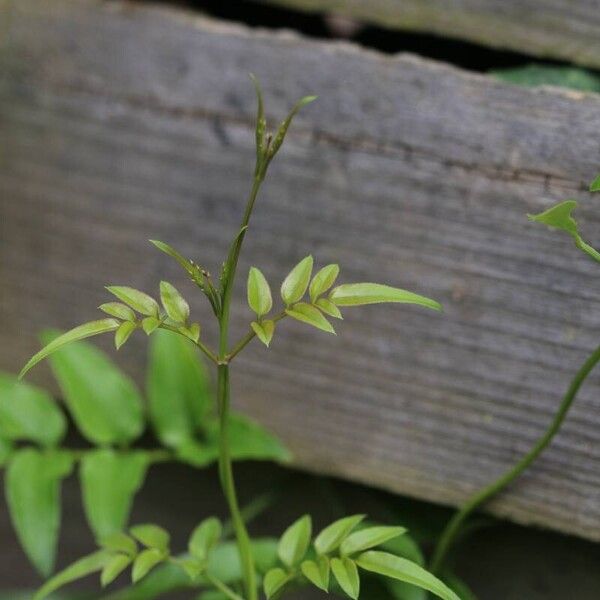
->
[[2, 0, 600, 540], [249, 0, 600, 69]]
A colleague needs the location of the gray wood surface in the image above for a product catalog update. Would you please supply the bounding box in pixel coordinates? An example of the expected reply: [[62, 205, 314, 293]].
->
[[2, 0, 600, 541], [250, 0, 600, 69]]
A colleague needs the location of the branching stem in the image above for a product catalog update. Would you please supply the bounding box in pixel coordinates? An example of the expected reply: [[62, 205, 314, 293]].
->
[[227, 311, 287, 361]]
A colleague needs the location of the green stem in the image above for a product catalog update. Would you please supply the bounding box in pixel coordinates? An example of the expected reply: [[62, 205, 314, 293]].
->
[[429, 342, 600, 575], [205, 573, 246, 600], [227, 311, 287, 361]]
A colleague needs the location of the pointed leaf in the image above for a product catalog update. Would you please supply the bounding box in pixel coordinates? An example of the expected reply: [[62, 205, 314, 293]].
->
[[220, 226, 248, 296], [106, 286, 159, 317], [331, 557, 360, 599], [528, 200, 600, 262], [150, 240, 199, 279], [99, 302, 136, 321], [100, 532, 137, 557], [147, 330, 212, 448], [443, 572, 478, 600], [0, 373, 66, 446], [160, 281, 190, 323], [250, 73, 267, 159], [341, 526, 407, 556], [281, 255, 313, 305], [178, 557, 205, 581], [269, 95, 317, 159], [142, 316, 160, 335], [330, 283, 441, 311], [263, 567, 289, 599], [132, 548, 166, 583], [286, 302, 335, 334], [19, 319, 120, 378], [301, 556, 330, 592], [80, 449, 149, 541], [251, 320, 275, 347], [43, 331, 144, 445], [355, 551, 460, 600], [315, 514, 365, 555], [33, 551, 112, 600], [179, 323, 201, 343], [316, 297, 343, 319], [130, 524, 170, 552], [278, 514, 312, 567], [115, 321, 137, 350], [310, 264, 339, 302], [590, 174, 600, 192], [6, 449, 74, 576], [247, 267, 273, 316], [189, 517, 222, 561], [101, 553, 132, 587]]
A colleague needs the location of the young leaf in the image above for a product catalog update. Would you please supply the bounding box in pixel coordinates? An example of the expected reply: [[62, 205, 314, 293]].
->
[[263, 567, 289, 599], [147, 330, 212, 448], [33, 550, 112, 600], [189, 517, 222, 562], [268, 95, 317, 160], [100, 531, 137, 557], [281, 255, 313, 305], [160, 281, 190, 323], [315, 514, 365, 555], [43, 331, 144, 445], [309, 264, 339, 302], [528, 200, 600, 262], [278, 515, 312, 567], [115, 321, 137, 350], [251, 320, 275, 347], [355, 551, 460, 600], [6, 449, 74, 576], [130, 524, 170, 552], [132, 548, 166, 583], [220, 226, 248, 296], [142, 316, 160, 335], [286, 302, 335, 334], [150, 240, 199, 279], [341, 526, 407, 556], [80, 450, 149, 541], [301, 556, 330, 592], [316, 297, 343, 319], [19, 319, 120, 378], [106, 286, 159, 317], [177, 557, 205, 582], [101, 553, 132, 587], [330, 283, 442, 311], [179, 323, 201, 343], [331, 557, 360, 599], [247, 267, 273, 317], [99, 302, 136, 322], [0, 373, 66, 446], [590, 174, 600, 192], [250, 73, 267, 160]]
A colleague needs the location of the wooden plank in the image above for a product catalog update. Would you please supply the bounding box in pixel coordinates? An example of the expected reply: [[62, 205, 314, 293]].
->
[[2, 0, 600, 540], [249, 0, 600, 69]]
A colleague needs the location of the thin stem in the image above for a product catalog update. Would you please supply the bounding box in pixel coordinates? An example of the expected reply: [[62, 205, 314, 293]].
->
[[222, 489, 280, 538], [205, 573, 246, 600], [227, 311, 287, 361], [159, 323, 218, 364], [429, 342, 600, 575]]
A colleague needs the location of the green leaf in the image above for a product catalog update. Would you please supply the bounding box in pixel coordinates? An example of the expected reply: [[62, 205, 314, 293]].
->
[[0, 437, 11, 467], [206, 538, 278, 584], [175, 439, 219, 468], [80, 450, 149, 541], [160, 281, 190, 323], [381, 532, 425, 566], [331, 557, 360, 599], [147, 330, 212, 448], [100, 532, 137, 557], [189, 517, 222, 562], [220, 226, 248, 297], [355, 551, 460, 600], [130, 524, 170, 552], [6, 449, 74, 576], [315, 514, 365, 555], [43, 331, 144, 445], [0, 373, 66, 446], [150, 240, 200, 279], [247, 267, 273, 317], [301, 556, 330, 592], [280, 255, 313, 305], [33, 550, 112, 600], [115, 321, 137, 350], [249, 73, 267, 159], [251, 320, 275, 347], [179, 323, 201, 343], [177, 557, 205, 581], [278, 514, 312, 567], [590, 174, 600, 192], [142, 317, 160, 335], [132, 548, 166, 583], [528, 200, 600, 262], [330, 283, 442, 311], [268, 95, 317, 160], [263, 567, 289, 599], [99, 302, 136, 321], [19, 319, 120, 378], [106, 286, 159, 317], [316, 297, 343, 319], [101, 553, 132, 587], [492, 64, 600, 92], [443, 572, 478, 600], [286, 302, 335, 334], [341, 526, 406, 556], [309, 264, 339, 302]]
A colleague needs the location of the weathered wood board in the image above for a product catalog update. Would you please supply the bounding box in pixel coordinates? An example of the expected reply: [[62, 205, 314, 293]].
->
[[2, 0, 600, 541], [250, 0, 600, 69]]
